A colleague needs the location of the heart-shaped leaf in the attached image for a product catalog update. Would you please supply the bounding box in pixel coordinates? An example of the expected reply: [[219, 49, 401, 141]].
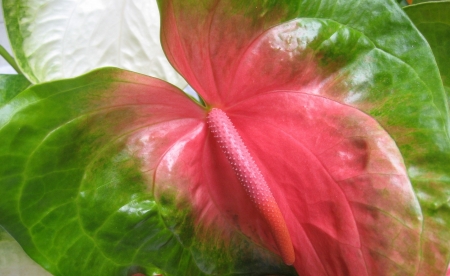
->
[[1, 0, 186, 87]]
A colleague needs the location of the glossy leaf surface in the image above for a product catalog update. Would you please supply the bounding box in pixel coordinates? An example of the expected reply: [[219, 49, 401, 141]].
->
[[404, 1, 450, 102], [1, 0, 450, 275], [1, 0, 186, 87]]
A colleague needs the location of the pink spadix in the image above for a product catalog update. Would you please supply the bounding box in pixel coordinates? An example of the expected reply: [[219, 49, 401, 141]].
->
[[207, 108, 295, 266]]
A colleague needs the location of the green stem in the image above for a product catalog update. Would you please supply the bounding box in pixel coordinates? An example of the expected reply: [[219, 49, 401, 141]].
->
[[0, 45, 22, 74]]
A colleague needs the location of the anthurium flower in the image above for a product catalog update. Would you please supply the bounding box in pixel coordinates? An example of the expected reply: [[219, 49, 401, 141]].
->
[[1, 0, 450, 275]]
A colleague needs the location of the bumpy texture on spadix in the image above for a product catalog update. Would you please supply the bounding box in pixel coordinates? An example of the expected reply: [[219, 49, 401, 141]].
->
[[207, 108, 295, 265]]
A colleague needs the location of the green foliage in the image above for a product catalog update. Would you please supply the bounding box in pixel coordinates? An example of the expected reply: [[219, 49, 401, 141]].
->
[[404, 1, 450, 102]]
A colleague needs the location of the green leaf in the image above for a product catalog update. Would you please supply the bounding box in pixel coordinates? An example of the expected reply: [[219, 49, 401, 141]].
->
[[404, 1, 450, 105], [1, 0, 187, 88], [0, 67, 295, 276], [0, 74, 30, 105]]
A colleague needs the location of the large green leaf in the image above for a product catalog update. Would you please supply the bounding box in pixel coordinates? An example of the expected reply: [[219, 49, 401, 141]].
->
[[404, 1, 450, 104], [0, 67, 295, 276], [1, 0, 186, 88]]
